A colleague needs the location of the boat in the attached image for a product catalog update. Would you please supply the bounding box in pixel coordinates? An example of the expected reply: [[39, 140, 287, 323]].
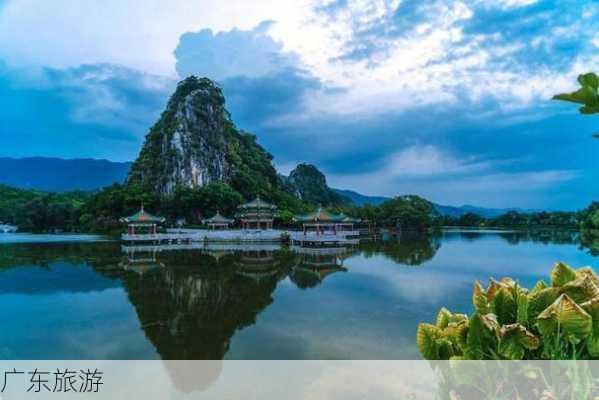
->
[[0, 222, 17, 233]]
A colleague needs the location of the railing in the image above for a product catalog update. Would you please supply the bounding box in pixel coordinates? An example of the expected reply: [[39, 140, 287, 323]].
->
[[121, 233, 200, 241], [289, 231, 361, 239], [122, 229, 363, 243]]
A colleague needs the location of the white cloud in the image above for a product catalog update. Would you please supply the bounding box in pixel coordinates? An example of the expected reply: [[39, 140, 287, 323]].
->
[[326, 145, 580, 207], [385, 145, 489, 176], [493, 0, 539, 9], [0, 0, 310, 76]]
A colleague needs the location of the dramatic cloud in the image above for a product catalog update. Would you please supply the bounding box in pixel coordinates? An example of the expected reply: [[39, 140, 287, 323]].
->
[[0, 62, 171, 160], [173, 22, 328, 150], [0, 0, 597, 208]]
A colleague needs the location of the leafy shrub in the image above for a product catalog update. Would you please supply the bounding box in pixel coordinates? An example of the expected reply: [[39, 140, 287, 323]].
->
[[417, 262, 599, 360]]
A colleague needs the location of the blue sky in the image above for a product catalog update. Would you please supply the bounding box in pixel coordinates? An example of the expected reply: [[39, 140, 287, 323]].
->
[[0, 0, 597, 209]]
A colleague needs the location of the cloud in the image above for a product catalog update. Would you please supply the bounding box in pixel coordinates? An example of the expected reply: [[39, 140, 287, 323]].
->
[[0, 62, 170, 160], [310, 0, 598, 111], [173, 21, 327, 148], [385, 145, 492, 177], [175, 21, 300, 81], [0, 0, 311, 76], [1, 1, 597, 209]]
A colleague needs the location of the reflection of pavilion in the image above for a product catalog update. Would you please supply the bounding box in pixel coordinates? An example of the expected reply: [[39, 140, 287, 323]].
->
[[289, 245, 354, 289], [120, 245, 165, 275], [234, 249, 281, 282]]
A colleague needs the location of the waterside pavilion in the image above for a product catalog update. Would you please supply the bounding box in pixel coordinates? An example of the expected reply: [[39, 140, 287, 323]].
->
[[202, 211, 234, 230], [294, 207, 360, 235], [120, 206, 166, 235], [236, 196, 278, 230]]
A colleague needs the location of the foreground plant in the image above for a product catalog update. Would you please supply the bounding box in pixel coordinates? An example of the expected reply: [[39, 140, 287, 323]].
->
[[417, 262, 599, 360]]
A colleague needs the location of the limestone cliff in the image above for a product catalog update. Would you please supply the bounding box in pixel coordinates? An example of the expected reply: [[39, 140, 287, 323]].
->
[[127, 76, 278, 197]]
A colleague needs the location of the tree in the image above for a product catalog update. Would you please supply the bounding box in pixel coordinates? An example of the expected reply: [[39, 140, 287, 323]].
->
[[378, 195, 440, 231]]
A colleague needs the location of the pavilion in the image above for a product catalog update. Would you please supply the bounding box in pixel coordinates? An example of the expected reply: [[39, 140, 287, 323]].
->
[[236, 196, 278, 230], [121, 205, 165, 235], [294, 207, 360, 235], [202, 211, 234, 230]]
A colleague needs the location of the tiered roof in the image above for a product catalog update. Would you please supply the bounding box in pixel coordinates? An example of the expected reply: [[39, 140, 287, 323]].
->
[[238, 196, 277, 211], [202, 211, 234, 225], [237, 196, 278, 219], [294, 207, 358, 223], [121, 206, 165, 224]]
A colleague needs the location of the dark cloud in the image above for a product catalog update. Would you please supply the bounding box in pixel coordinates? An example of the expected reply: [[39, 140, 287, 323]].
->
[[173, 21, 327, 156], [221, 68, 322, 129], [0, 62, 170, 160]]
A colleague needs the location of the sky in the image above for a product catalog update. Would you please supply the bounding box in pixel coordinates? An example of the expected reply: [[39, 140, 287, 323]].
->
[[0, 0, 597, 209]]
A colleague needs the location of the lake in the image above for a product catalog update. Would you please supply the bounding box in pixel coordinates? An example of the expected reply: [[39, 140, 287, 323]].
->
[[0, 230, 596, 360]]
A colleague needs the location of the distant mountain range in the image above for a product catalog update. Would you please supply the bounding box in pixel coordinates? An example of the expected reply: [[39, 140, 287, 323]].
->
[[331, 189, 389, 207], [332, 189, 525, 218], [0, 156, 521, 217], [0, 157, 131, 192]]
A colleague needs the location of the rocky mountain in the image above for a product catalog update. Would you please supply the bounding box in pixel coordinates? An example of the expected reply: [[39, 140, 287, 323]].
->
[[0, 157, 130, 192], [127, 76, 278, 198], [279, 163, 348, 206]]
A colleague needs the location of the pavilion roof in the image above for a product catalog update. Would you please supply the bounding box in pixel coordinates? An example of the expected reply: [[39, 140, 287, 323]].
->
[[202, 211, 234, 225], [121, 207, 165, 224], [294, 207, 347, 223], [238, 196, 277, 210]]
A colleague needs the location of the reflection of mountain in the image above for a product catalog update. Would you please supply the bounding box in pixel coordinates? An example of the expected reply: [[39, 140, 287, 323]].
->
[[442, 229, 580, 246], [581, 230, 599, 256], [359, 234, 440, 266], [0, 242, 122, 293], [120, 250, 286, 360]]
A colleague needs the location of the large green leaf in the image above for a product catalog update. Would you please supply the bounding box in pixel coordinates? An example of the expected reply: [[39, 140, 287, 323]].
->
[[465, 313, 498, 360], [577, 267, 599, 286], [527, 287, 561, 324], [492, 287, 517, 325], [436, 308, 452, 329], [561, 275, 599, 304], [530, 279, 548, 295], [537, 294, 592, 344], [417, 323, 443, 360], [472, 281, 490, 314], [551, 262, 578, 287], [581, 296, 599, 358], [498, 323, 540, 360], [516, 290, 529, 326]]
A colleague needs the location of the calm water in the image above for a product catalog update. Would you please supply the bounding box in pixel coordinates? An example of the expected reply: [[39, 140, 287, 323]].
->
[[0, 230, 596, 360]]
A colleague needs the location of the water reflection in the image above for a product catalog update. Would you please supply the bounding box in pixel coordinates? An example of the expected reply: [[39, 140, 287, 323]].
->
[[360, 233, 440, 265], [441, 228, 581, 246], [1, 230, 598, 360]]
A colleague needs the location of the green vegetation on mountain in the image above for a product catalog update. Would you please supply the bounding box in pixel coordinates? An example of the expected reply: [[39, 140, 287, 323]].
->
[[0, 185, 90, 232], [350, 195, 441, 232], [279, 163, 348, 206], [442, 209, 581, 229], [127, 76, 280, 200]]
